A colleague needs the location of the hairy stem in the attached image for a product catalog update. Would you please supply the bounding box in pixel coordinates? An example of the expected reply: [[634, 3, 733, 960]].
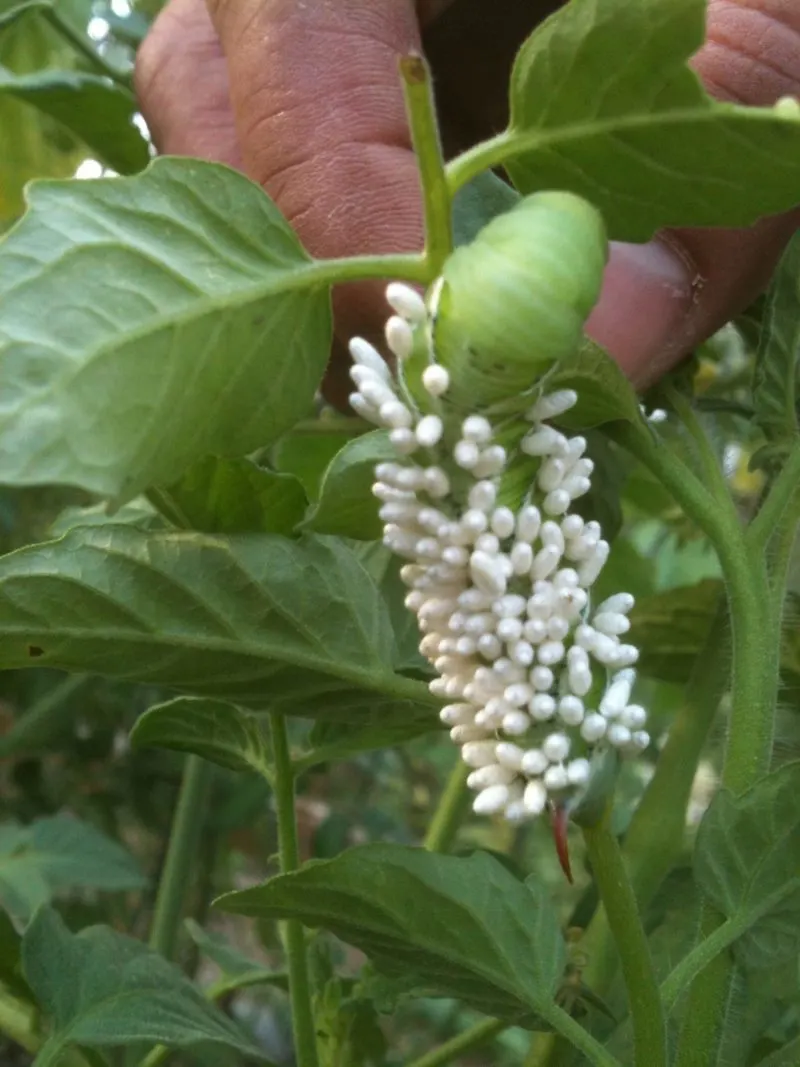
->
[[148, 755, 213, 960], [582, 819, 666, 1067], [747, 439, 800, 554], [404, 1018, 508, 1067], [581, 607, 728, 994], [400, 54, 453, 275], [673, 903, 733, 1067], [268, 712, 319, 1067], [423, 757, 471, 853], [536, 1001, 622, 1067]]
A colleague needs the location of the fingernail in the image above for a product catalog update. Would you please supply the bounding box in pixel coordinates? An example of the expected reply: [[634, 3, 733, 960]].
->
[[585, 238, 697, 386]]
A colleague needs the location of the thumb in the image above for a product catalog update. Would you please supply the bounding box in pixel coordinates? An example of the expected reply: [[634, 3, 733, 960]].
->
[[204, 0, 424, 346], [586, 0, 800, 386]]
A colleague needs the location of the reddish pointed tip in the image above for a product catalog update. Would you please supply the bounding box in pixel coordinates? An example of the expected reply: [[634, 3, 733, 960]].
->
[[550, 803, 574, 883]]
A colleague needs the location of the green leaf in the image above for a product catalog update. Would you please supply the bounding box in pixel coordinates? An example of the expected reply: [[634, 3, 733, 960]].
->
[[217, 845, 565, 1025], [131, 697, 273, 776], [298, 715, 439, 773], [0, 813, 146, 920], [545, 339, 647, 429], [156, 456, 307, 535], [506, 0, 800, 240], [753, 233, 800, 449], [629, 579, 722, 684], [185, 919, 289, 994], [0, 67, 149, 174], [0, 1, 52, 29], [48, 498, 162, 537], [451, 171, 520, 248], [302, 431, 395, 540], [0, 157, 332, 500], [22, 907, 271, 1063], [273, 423, 362, 500], [695, 762, 800, 968], [0, 907, 32, 1000], [0, 525, 435, 717]]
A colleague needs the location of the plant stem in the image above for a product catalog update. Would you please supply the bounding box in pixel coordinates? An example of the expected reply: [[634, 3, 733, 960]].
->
[[662, 385, 734, 508], [582, 819, 666, 1067], [673, 903, 733, 1067], [404, 1018, 508, 1067], [400, 54, 453, 275], [747, 439, 800, 554], [536, 1001, 622, 1067], [581, 607, 729, 995], [423, 757, 471, 852], [43, 8, 131, 88], [268, 712, 319, 1067], [0, 672, 88, 757], [292, 416, 369, 436], [304, 253, 430, 288], [148, 755, 213, 960], [0, 987, 39, 1054]]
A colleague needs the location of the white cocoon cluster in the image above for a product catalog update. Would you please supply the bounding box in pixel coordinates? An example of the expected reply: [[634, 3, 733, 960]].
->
[[347, 283, 649, 823]]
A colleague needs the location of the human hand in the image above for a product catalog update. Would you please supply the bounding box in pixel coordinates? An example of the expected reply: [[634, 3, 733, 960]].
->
[[136, 0, 800, 393]]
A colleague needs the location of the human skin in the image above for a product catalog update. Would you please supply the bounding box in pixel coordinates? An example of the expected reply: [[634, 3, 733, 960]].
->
[[135, 0, 800, 397]]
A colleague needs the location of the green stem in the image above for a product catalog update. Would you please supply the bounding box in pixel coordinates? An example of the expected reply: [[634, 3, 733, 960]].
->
[[292, 416, 369, 436], [0, 986, 39, 1054], [404, 1018, 508, 1067], [673, 903, 733, 1067], [582, 819, 666, 1067], [0, 672, 88, 758], [43, 8, 131, 88], [400, 54, 453, 275], [747, 439, 800, 554], [423, 757, 470, 852], [304, 253, 430, 288], [536, 1001, 621, 1067], [661, 916, 744, 1014], [581, 607, 729, 995], [268, 712, 319, 1067], [148, 755, 213, 960], [663, 385, 734, 508]]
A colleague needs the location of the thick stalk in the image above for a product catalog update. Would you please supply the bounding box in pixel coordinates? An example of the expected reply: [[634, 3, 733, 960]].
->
[[673, 903, 733, 1067], [404, 1018, 507, 1067], [423, 758, 470, 853], [268, 712, 319, 1067], [148, 755, 213, 961], [582, 819, 666, 1067], [399, 54, 453, 275], [581, 608, 728, 994]]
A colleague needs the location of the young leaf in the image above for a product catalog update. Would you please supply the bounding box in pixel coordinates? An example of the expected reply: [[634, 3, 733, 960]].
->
[[273, 424, 362, 500], [0, 68, 149, 174], [0, 813, 146, 920], [131, 697, 273, 777], [22, 907, 272, 1063], [753, 233, 800, 449], [694, 762, 800, 968], [629, 579, 722, 684], [0, 158, 332, 500], [545, 339, 647, 429], [301, 431, 395, 540], [506, 0, 800, 240], [451, 171, 520, 248], [0, 525, 435, 716], [297, 715, 440, 773], [185, 920, 289, 994], [156, 456, 307, 536], [217, 845, 566, 1025]]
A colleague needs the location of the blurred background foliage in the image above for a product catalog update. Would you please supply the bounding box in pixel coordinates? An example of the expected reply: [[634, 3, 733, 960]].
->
[[0, 2, 797, 1065]]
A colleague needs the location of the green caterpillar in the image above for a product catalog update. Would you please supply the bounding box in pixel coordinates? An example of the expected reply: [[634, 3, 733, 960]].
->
[[430, 191, 607, 410]]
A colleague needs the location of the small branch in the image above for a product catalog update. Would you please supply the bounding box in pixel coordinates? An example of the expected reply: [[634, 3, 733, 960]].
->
[[303, 252, 430, 289], [423, 757, 471, 853], [747, 439, 800, 554], [673, 903, 733, 1067], [400, 54, 453, 276], [403, 1018, 508, 1067], [148, 755, 213, 960], [269, 712, 319, 1067], [582, 818, 666, 1067], [536, 1001, 622, 1067], [663, 384, 734, 510]]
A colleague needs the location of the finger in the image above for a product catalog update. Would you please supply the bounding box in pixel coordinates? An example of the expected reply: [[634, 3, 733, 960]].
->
[[586, 0, 800, 386], [135, 0, 242, 167], [204, 0, 424, 348]]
